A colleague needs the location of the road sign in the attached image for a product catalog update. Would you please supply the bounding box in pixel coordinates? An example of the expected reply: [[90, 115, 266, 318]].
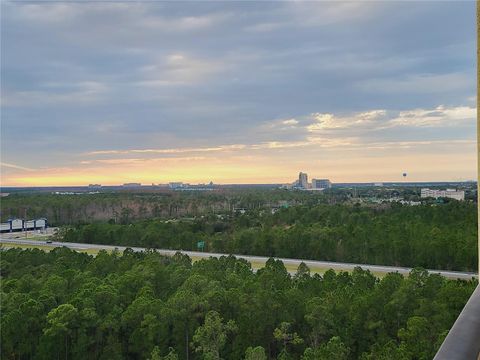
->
[[197, 241, 205, 250]]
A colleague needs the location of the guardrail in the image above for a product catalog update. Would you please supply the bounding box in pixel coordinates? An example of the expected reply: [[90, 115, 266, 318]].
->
[[433, 284, 480, 360]]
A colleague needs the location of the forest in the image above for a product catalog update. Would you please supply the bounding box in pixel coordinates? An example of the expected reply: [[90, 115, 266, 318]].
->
[[61, 201, 478, 272], [1, 247, 476, 360], [0, 189, 317, 225], [4, 186, 471, 225]]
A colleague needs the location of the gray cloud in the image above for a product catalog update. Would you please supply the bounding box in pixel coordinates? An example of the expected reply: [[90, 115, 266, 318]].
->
[[0, 1, 476, 177]]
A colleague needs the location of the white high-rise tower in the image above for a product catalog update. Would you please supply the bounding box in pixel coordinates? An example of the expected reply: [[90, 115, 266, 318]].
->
[[298, 172, 308, 189]]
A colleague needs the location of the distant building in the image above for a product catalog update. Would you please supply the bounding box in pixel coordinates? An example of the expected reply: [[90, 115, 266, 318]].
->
[[420, 188, 465, 201], [88, 184, 102, 190], [298, 172, 308, 189], [169, 182, 185, 189], [123, 183, 141, 188], [167, 181, 215, 191], [312, 179, 331, 189]]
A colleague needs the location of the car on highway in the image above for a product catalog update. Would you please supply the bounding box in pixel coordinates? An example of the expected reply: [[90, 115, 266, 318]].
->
[[46, 240, 52, 244]]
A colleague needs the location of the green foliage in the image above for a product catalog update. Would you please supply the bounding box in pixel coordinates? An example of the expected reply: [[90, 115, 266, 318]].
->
[[193, 311, 237, 359], [150, 347, 179, 360], [274, 322, 304, 358], [58, 201, 477, 271], [0, 247, 476, 360], [0, 189, 320, 225], [244, 346, 267, 360], [302, 337, 349, 360]]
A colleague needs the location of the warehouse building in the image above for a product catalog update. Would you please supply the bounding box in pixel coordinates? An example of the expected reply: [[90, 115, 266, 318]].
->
[[0, 218, 48, 233]]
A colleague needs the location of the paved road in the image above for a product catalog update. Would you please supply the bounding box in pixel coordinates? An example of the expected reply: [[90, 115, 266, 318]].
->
[[1, 238, 477, 280]]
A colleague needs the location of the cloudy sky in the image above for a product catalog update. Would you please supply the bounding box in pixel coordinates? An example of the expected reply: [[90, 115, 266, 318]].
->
[[1, 1, 476, 186]]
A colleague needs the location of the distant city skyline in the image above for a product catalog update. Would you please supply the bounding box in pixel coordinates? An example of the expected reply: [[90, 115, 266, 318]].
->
[[1, 1, 476, 186]]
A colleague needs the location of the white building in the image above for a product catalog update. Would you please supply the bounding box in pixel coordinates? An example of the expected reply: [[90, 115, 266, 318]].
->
[[312, 179, 332, 189], [420, 188, 465, 201], [10, 219, 23, 230], [169, 182, 185, 189]]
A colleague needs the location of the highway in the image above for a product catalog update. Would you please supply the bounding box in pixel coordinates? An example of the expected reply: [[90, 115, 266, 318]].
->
[[1, 238, 477, 280]]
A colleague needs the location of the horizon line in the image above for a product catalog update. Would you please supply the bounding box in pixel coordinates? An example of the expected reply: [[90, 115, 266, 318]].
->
[[0, 180, 477, 189]]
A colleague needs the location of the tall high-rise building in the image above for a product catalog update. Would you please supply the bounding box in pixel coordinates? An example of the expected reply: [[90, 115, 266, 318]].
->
[[298, 172, 308, 188]]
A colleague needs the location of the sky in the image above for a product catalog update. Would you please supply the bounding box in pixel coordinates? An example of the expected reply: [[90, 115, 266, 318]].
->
[[0, 1, 476, 186]]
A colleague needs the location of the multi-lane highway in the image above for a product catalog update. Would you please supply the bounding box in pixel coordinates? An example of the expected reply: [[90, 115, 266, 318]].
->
[[1, 238, 477, 280]]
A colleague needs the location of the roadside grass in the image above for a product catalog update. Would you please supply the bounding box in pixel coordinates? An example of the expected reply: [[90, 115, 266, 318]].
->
[[1, 243, 56, 251], [1, 235, 51, 241], [0, 242, 103, 255], [1, 242, 387, 277]]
